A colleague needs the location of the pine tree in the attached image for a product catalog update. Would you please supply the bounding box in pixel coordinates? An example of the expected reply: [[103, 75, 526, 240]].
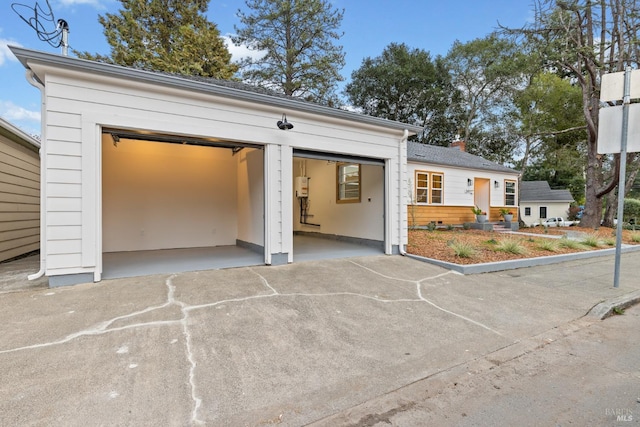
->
[[76, 0, 237, 79], [233, 0, 345, 104]]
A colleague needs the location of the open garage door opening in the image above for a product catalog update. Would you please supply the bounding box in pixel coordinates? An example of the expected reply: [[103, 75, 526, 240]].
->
[[292, 149, 386, 262], [101, 129, 265, 279]]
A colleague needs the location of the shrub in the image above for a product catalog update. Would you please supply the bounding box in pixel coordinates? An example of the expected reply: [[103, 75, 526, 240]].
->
[[448, 240, 477, 258], [581, 234, 601, 247], [495, 238, 527, 255], [624, 198, 640, 222], [603, 237, 616, 246], [632, 233, 640, 243], [537, 239, 559, 252], [558, 237, 585, 250]]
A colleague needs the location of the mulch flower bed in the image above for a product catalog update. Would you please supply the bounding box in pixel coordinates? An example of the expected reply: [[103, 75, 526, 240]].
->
[[407, 226, 640, 265]]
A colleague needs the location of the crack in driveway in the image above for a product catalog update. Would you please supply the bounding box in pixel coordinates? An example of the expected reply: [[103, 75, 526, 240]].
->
[[1, 260, 509, 425]]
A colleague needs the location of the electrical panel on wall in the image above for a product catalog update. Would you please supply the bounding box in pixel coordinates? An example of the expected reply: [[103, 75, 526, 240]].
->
[[295, 176, 309, 197]]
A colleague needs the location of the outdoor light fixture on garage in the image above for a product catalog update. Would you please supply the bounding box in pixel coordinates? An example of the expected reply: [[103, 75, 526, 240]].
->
[[277, 114, 294, 130], [494, 180, 500, 189]]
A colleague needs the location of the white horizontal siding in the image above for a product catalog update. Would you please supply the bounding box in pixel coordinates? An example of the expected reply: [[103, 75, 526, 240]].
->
[[48, 239, 82, 254], [407, 162, 519, 207], [46, 183, 81, 198], [48, 169, 82, 184], [47, 212, 82, 226], [48, 225, 81, 240], [38, 68, 408, 276], [47, 141, 82, 156], [48, 197, 82, 212], [45, 78, 402, 157]]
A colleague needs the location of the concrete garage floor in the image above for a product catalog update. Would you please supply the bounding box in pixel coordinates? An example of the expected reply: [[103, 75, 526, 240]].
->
[[1, 252, 639, 425], [102, 234, 383, 279]]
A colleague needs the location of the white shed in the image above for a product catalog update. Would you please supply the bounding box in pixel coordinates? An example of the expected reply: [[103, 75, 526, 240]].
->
[[0, 117, 41, 262], [10, 46, 421, 286], [519, 181, 575, 227]]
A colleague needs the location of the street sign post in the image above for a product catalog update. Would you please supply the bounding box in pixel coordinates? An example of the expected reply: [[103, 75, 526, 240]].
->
[[597, 67, 639, 288]]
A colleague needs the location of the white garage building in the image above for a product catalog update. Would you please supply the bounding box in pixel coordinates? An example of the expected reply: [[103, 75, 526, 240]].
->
[[11, 46, 421, 286]]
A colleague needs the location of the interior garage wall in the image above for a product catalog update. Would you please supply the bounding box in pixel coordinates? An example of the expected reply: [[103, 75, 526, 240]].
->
[[236, 147, 264, 248], [102, 137, 238, 252], [293, 158, 384, 241]]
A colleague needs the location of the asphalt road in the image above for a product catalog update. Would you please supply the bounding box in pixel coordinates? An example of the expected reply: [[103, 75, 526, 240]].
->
[[314, 305, 640, 426]]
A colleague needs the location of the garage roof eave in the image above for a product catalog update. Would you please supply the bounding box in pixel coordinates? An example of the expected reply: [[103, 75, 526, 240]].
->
[[9, 46, 423, 136]]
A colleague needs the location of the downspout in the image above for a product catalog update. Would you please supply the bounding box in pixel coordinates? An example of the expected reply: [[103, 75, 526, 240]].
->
[[26, 70, 46, 280], [398, 129, 408, 256]]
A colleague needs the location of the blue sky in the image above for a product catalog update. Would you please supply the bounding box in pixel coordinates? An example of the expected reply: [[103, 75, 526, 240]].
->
[[0, 0, 533, 136]]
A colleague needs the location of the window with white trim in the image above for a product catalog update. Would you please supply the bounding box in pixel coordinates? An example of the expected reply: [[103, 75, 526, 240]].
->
[[337, 163, 361, 203], [415, 171, 428, 203], [505, 180, 516, 206], [524, 207, 531, 216], [414, 171, 443, 204], [431, 173, 443, 204]]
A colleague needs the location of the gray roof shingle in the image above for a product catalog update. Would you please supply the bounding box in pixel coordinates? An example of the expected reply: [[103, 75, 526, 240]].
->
[[520, 181, 574, 202], [407, 141, 518, 174]]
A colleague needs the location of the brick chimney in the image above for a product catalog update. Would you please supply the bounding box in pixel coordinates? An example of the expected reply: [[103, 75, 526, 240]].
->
[[450, 140, 466, 152]]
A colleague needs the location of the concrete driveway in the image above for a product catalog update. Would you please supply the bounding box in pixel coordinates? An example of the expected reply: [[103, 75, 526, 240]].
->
[[1, 253, 639, 426]]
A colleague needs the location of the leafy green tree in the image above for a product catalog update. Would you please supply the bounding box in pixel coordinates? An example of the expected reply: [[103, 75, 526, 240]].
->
[[444, 34, 527, 156], [233, 0, 345, 104], [76, 0, 237, 79], [516, 72, 586, 200], [513, 0, 640, 228], [345, 43, 459, 145]]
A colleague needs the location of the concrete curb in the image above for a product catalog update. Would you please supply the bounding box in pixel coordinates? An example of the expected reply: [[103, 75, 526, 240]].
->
[[587, 289, 640, 319], [406, 244, 640, 275]]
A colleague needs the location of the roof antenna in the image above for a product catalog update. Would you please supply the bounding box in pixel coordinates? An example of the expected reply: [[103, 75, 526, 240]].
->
[[58, 19, 69, 56], [11, 1, 70, 55]]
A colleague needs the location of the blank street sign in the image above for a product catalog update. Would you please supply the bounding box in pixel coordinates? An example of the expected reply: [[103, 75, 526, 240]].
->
[[600, 70, 640, 102], [597, 103, 640, 154]]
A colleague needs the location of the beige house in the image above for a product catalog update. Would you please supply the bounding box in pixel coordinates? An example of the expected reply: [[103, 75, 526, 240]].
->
[[0, 117, 41, 262]]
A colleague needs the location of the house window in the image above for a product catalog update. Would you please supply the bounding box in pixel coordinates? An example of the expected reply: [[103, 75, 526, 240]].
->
[[431, 173, 443, 204], [337, 163, 361, 203], [505, 180, 516, 206], [414, 171, 444, 204], [539, 206, 547, 219], [524, 207, 531, 216], [415, 171, 428, 203]]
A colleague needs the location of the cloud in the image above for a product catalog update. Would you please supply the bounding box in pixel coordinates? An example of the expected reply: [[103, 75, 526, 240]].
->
[[0, 101, 41, 122], [222, 35, 267, 63], [0, 39, 21, 67]]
